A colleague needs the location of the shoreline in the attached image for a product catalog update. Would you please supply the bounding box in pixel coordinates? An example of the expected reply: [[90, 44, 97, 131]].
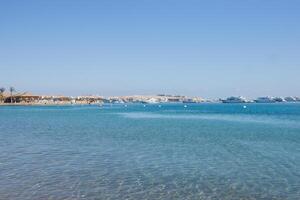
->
[[1, 102, 300, 107], [0, 103, 98, 106]]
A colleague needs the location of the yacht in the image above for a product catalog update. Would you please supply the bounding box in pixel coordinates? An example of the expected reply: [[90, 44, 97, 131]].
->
[[255, 97, 276, 103], [284, 96, 297, 102], [183, 98, 196, 103], [222, 96, 248, 103], [273, 97, 286, 102], [145, 98, 159, 104]]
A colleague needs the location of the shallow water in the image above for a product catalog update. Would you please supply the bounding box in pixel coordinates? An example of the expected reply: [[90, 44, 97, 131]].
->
[[1, 103, 300, 199]]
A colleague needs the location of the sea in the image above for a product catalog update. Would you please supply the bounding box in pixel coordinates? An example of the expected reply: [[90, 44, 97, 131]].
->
[[0, 103, 300, 200]]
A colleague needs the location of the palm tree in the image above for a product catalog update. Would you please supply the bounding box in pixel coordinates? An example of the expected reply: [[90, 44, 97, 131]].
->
[[0, 87, 5, 103], [9, 87, 15, 103]]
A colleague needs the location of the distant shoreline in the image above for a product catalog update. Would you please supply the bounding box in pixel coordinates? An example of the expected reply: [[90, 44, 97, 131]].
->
[[1, 102, 300, 107], [0, 103, 97, 106]]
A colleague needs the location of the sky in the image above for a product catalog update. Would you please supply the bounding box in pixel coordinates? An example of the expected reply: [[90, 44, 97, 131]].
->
[[0, 0, 300, 98]]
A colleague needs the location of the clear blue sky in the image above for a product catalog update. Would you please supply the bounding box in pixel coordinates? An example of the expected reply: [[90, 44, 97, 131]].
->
[[1, 0, 299, 98]]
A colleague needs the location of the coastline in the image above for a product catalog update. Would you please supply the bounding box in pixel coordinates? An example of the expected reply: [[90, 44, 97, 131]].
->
[[0, 103, 98, 106], [1, 102, 299, 107]]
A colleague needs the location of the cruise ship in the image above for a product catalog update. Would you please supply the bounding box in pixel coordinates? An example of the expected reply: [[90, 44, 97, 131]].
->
[[222, 96, 248, 103], [255, 97, 276, 103]]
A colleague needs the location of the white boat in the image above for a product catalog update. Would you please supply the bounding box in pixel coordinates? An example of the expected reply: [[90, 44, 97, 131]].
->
[[145, 98, 159, 104], [255, 97, 276, 103], [183, 99, 196, 103], [222, 96, 248, 103], [273, 97, 286, 102], [284, 96, 297, 102]]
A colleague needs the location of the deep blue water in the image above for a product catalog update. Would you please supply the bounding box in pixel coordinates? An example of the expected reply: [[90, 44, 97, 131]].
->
[[1, 103, 300, 199]]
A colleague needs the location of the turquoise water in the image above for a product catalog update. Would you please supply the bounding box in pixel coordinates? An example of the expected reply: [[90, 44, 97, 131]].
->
[[1, 103, 300, 199]]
